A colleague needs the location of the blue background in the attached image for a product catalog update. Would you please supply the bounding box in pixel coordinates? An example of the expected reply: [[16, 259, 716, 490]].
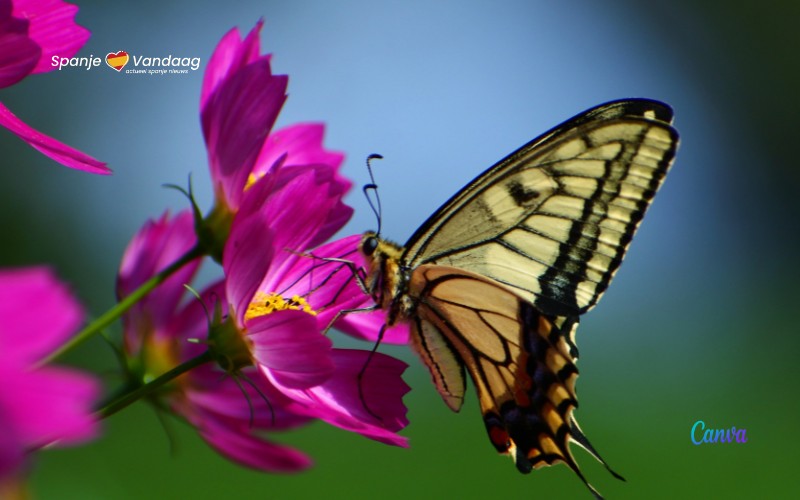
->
[[1, 0, 797, 498]]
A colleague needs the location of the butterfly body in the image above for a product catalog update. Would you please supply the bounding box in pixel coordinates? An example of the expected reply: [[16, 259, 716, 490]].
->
[[359, 99, 678, 498]]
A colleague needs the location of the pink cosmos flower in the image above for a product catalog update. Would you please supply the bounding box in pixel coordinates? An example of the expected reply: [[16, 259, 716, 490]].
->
[[0, 0, 108, 174], [222, 163, 410, 446], [199, 21, 350, 244], [0, 266, 101, 481]]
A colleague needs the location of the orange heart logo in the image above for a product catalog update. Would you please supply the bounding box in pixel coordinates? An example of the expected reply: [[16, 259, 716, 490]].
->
[[106, 51, 129, 72]]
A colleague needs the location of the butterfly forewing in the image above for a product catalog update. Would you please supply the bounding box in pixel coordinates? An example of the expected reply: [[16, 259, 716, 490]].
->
[[403, 100, 677, 317]]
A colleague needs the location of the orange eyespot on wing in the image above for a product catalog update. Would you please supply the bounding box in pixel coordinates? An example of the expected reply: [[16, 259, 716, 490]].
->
[[408, 265, 620, 498]]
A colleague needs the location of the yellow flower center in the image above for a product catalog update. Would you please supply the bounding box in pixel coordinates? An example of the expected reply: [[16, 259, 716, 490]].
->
[[245, 292, 318, 321]]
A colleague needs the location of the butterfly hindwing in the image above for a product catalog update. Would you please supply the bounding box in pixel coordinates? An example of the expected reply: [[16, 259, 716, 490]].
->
[[403, 99, 678, 317], [407, 264, 614, 496], [409, 313, 466, 412]]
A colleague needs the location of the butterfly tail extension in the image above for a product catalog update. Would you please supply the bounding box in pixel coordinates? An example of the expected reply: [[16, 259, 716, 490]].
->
[[480, 302, 612, 498], [556, 315, 624, 483], [569, 416, 625, 482]]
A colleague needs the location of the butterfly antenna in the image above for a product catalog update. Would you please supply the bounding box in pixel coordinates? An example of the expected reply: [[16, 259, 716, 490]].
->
[[363, 154, 384, 236]]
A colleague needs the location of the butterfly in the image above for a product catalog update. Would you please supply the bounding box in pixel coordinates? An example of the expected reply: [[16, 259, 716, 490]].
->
[[356, 99, 678, 498]]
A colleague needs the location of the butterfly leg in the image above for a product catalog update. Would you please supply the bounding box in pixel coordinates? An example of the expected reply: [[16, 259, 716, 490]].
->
[[300, 254, 371, 295], [356, 322, 389, 422]]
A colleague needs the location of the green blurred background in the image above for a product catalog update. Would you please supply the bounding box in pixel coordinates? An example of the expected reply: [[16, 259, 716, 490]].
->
[[2, 0, 798, 498]]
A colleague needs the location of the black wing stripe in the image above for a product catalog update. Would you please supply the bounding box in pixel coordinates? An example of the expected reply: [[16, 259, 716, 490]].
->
[[536, 122, 676, 316]]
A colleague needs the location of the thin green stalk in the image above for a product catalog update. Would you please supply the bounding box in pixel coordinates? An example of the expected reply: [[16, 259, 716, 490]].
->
[[97, 350, 214, 419], [42, 245, 205, 365]]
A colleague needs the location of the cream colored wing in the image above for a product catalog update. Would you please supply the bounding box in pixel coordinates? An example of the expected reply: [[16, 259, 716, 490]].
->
[[403, 99, 678, 317]]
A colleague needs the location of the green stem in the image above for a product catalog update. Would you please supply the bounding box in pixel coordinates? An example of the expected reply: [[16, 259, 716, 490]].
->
[[97, 350, 214, 419], [42, 245, 205, 365]]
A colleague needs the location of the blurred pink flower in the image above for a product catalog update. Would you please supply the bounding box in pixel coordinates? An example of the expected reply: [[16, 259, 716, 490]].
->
[[0, 0, 108, 173], [118, 210, 314, 472], [117, 210, 203, 354], [0, 266, 101, 480]]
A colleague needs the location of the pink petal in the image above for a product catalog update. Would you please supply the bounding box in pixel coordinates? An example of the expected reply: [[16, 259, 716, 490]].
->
[[242, 166, 352, 289], [302, 166, 353, 249], [202, 54, 286, 209], [335, 310, 411, 345], [118, 211, 202, 354], [262, 233, 359, 295], [196, 413, 312, 473], [223, 197, 276, 323], [279, 161, 352, 245], [323, 349, 410, 433], [253, 123, 344, 179], [255, 167, 334, 264], [248, 123, 354, 246], [249, 310, 334, 389], [158, 281, 229, 367], [0, 102, 109, 173], [185, 367, 311, 431], [0, 266, 84, 364], [269, 349, 410, 447], [200, 27, 243, 112], [117, 211, 200, 325], [11, 0, 90, 74], [0, 25, 40, 88], [315, 198, 353, 249], [200, 22, 266, 111], [262, 233, 360, 294], [0, 408, 25, 480], [181, 365, 311, 431], [0, 364, 100, 448]]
